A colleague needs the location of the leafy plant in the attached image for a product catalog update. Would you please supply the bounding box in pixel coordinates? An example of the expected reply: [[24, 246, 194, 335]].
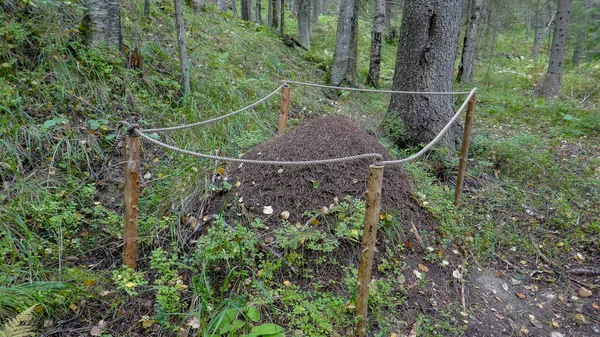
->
[[0, 305, 37, 337]]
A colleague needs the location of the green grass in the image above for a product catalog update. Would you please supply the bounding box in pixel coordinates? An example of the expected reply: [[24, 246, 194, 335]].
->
[[1, 0, 599, 335]]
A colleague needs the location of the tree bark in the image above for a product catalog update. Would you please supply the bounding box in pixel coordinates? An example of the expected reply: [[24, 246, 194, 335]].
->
[[571, 0, 591, 66], [256, 0, 262, 22], [241, 0, 251, 20], [312, 0, 319, 22], [280, 0, 285, 33], [532, 1, 546, 58], [84, 0, 122, 49], [384, 0, 391, 28], [270, 0, 279, 28], [457, 0, 483, 83], [329, 0, 355, 85], [345, 0, 359, 85], [217, 0, 227, 11], [174, 0, 191, 94], [297, 0, 311, 48], [291, 0, 297, 17], [385, 0, 463, 151], [538, 0, 571, 98], [367, 0, 385, 87]]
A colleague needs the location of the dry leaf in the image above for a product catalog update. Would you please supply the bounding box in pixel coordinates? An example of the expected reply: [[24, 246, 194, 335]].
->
[[502, 283, 509, 292], [520, 326, 529, 334], [187, 317, 199, 329], [516, 292, 526, 299], [263, 206, 274, 215], [283, 280, 292, 287], [452, 269, 462, 279], [140, 316, 153, 329], [552, 321, 560, 328], [279, 211, 290, 219], [495, 313, 505, 320], [216, 167, 225, 175], [418, 264, 429, 272], [235, 181, 241, 187], [83, 279, 96, 286], [69, 303, 77, 311], [125, 282, 135, 288], [592, 302, 600, 310], [299, 236, 306, 244], [413, 270, 423, 279], [90, 320, 107, 336], [578, 287, 592, 298], [310, 218, 319, 226], [574, 313, 587, 322]]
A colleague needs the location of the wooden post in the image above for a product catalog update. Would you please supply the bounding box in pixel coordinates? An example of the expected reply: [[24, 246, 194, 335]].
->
[[355, 165, 384, 337], [454, 92, 477, 207], [123, 134, 140, 269], [277, 85, 291, 137]]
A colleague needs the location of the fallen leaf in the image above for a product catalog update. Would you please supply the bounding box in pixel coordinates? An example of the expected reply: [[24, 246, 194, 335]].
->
[[216, 167, 225, 175], [418, 264, 429, 272], [574, 313, 587, 322], [310, 218, 319, 226], [502, 283, 509, 292], [516, 292, 526, 299], [520, 326, 529, 334], [83, 279, 96, 286], [345, 303, 356, 309], [187, 317, 199, 329], [69, 303, 77, 311], [413, 270, 423, 279], [263, 206, 274, 215], [592, 302, 600, 310], [578, 287, 592, 298], [90, 320, 107, 336], [125, 282, 135, 288], [235, 181, 241, 187], [495, 313, 505, 320], [299, 236, 306, 244], [552, 321, 560, 328], [283, 280, 292, 287], [140, 316, 153, 329], [452, 269, 462, 279]]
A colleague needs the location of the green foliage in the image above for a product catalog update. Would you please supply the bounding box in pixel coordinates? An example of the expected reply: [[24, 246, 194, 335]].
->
[[111, 267, 148, 297]]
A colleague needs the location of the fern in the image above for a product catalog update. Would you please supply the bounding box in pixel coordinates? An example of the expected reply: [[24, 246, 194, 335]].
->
[[0, 305, 36, 337]]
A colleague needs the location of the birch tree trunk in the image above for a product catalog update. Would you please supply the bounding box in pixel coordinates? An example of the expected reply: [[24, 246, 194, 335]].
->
[[84, 0, 122, 49], [297, 0, 311, 48], [173, 0, 191, 94], [457, 0, 483, 83], [367, 0, 385, 87], [329, 0, 355, 85], [385, 0, 463, 151], [539, 0, 572, 98]]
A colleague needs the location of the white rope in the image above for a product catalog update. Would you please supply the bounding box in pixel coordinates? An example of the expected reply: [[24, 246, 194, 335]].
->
[[375, 88, 477, 166], [135, 129, 383, 166], [284, 80, 472, 95], [142, 84, 285, 133]]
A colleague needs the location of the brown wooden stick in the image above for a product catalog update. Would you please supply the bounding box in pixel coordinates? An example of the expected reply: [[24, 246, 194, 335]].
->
[[355, 165, 384, 337], [277, 85, 291, 137], [454, 92, 477, 207], [123, 135, 140, 269]]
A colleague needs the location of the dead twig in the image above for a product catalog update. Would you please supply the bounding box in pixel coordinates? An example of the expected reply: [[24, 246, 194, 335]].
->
[[566, 268, 600, 276]]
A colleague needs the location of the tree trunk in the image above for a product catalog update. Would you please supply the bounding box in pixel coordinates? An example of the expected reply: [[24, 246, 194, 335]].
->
[[329, 0, 355, 85], [457, 0, 483, 83], [270, 0, 279, 28], [291, 0, 297, 17], [539, 0, 571, 98], [384, 0, 391, 28], [297, 0, 311, 48], [532, 4, 545, 58], [280, 0, 285, 33], [345, 0, 359, 85], [174, 0, 191, 94], [83, 0, 122, 49], [217, 0, 227, 11], [241, 0, 251, 20], [385, 0, 463, 150], [256, 0, 262, 22], [367, 0, 385, 87], [572, 0, 591, 66], [312, 0, 319, 22]]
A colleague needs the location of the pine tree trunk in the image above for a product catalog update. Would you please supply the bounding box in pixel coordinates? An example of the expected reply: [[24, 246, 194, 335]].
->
[[84, 0, 122, 49], [386, 0, 463, 151], [329, 0, 355, 85], [345, 0, 359, 85], [312, 0, 319, 22], [241, 0, 251, 20], [173, 0, 191, 94], [280, 0, 285, 33], [539, 0, 571, 98], [192, 0, 205, 11], [256, 0, 262, 22], [217, 0, 226, 11], [297, 0, 311, 48], [291, 0, 297, 17], [384, 0, 391, 28], [271, 0, 279, 28], [532, 8, 544, 58], [572, 0, 591, 66], [367, 0, 385, 87], [457, 0, 483, 83]]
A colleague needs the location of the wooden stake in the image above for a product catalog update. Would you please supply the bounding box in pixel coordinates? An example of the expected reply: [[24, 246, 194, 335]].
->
[[355, 165, 384, 337], [123, 135, 140, 269], [277, 85, 291, 137], [454, 92, 476, 207]]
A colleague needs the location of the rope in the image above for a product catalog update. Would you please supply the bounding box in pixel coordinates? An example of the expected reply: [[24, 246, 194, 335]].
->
[[284, 80, 472, 95], [142, 84, 285, 133], [375, 88, 477, 166], [134, 129, 384, 166]]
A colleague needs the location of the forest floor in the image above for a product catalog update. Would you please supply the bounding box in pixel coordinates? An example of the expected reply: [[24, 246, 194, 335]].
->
[[1, 2, 600, 337]]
